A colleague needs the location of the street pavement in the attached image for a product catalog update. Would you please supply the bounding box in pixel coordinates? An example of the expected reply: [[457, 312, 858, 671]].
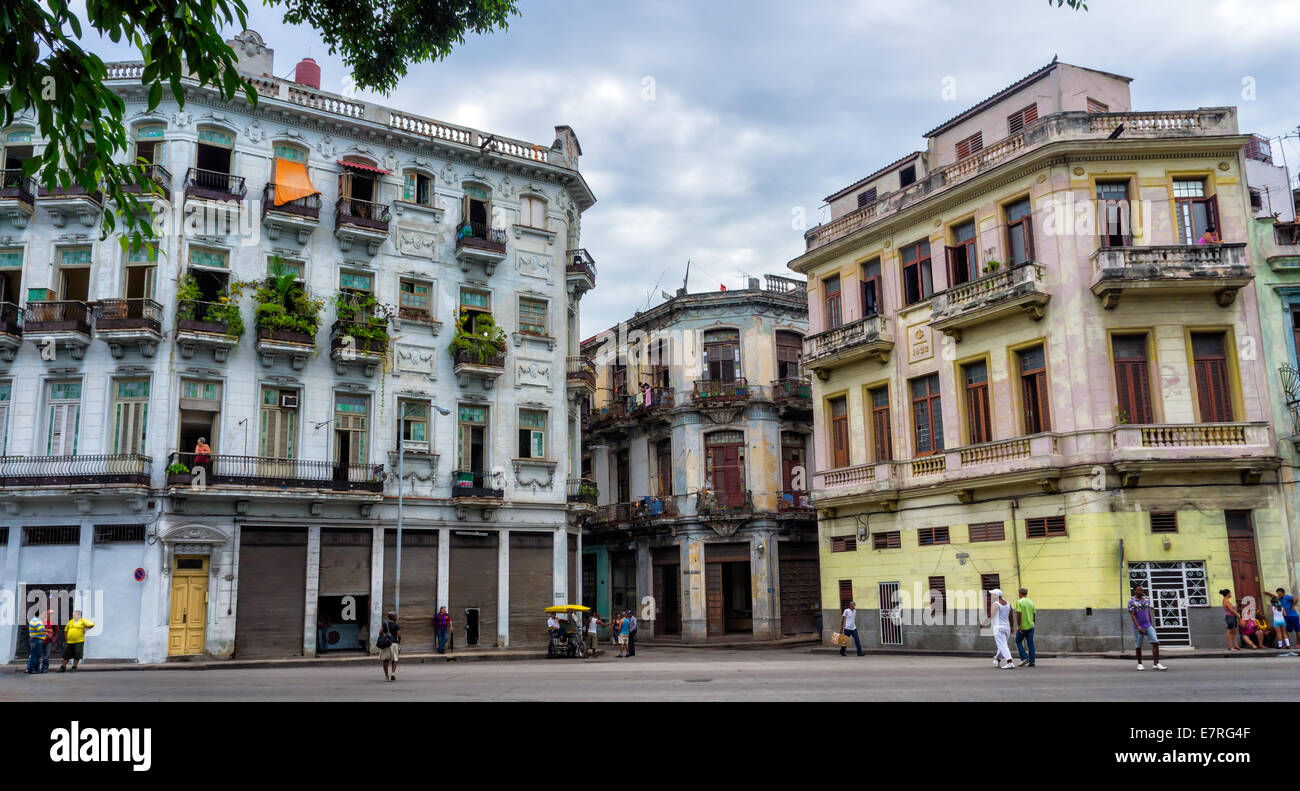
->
[[4, 646, 1299, 701]]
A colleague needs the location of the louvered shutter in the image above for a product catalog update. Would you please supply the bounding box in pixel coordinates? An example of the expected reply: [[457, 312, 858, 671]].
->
[[47, 402, 79, 455]]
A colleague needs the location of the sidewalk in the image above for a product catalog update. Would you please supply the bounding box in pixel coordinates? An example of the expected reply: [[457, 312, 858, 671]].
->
[[6, 647, 548, 673], [636, 635, 820, 650], [808, 645, 1300, 660]]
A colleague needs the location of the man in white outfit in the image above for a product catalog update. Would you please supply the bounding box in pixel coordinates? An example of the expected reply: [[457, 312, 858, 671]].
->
[[980, 588, 1015, 669]]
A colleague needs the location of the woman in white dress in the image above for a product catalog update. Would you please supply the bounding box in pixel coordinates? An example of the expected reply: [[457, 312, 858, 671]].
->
[[980, 588, 1015, 669]]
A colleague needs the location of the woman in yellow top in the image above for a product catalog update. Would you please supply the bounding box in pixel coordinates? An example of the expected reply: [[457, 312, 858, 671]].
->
[[58, 610, 94, 672]]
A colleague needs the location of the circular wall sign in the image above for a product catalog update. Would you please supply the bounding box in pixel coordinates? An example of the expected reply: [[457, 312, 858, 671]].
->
[[133, 568, 147, 582]]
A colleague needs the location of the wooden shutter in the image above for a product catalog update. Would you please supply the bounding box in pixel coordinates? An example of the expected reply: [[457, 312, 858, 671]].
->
[[1026, 516, 1067, 538], [969, 522, 1006, 542], [831, 537, 857, 553], [113, 399, 148, 455], [872, 531, 901, 550], [964, 364, 990, 445], [838, 579, 853, 610], [857, 187, 877, 207], [871, 389, 892, 462], [1113, 336, 1153, 425], [831, 398, 850, 468], [981, 573, 1001, 617], [928, 576, 946, 614], [1192, 333, 1233, 423], [48, 402, 79, 456]]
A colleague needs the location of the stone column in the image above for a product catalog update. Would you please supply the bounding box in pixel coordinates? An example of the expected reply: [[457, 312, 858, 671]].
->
[[750, 524, 778, 641], [497, 529, 510, 647], [1, 523, 20, 662], [369, 526, 384, 655], [303, 526, 320, 657], [437, 527, 450, 610], [680, 531, 707, 644], [553, 526, 568, 605], [635, 539, 651, 620]]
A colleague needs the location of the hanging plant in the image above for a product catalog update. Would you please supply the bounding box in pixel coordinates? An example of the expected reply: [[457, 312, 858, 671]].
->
[[253, 255, 323, 337]]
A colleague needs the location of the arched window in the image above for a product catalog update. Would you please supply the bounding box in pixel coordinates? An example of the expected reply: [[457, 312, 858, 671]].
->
[[134, 125, 166, 166], [195, 127, 234, 178]]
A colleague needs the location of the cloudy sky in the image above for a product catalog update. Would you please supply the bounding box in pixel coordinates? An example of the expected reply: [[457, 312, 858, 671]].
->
[[87, 0, 1300, 336]]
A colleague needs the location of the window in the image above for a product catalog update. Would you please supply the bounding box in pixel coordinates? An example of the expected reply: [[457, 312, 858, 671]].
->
[[134, 125, 165, 166], [829, 396, 850, 468], [1191, 332, 1233, 422], [615, 447, 630, 502], [460, 183, 492, 238], [918, 526, 950, 546], [1086, 97, 1109, 114], [189, 247, 228, 270], [111, 379, 150, 455], [0, 248, 21, 305], [955, 132, 983, 160], [122, 244, 157, 300], [981, 573, 1001, 618], [259, 386, 298, 459], [195, 127, 233, 177], [869, 386, 892, 462], [333, 394, 368, 467], [2, 128, 34, 171], [781, 431, 805, 493], [968, 522, 1006, 542], [1097, 181, 1131, 247], [860, 258, 882, 317], [178, 380, 220, 459], [398, 400, 429, 452], [831, 537, 857, 553], [962, 360, 991, 445], [704, 431, 746, 509], [459, 288, 491, 330], [457, 405, 488, 473], [57, 247, 92, 302], [911, 374, 944, 456], [839, 580, 854, 610], [0, 381, 9, 453], [776, 331, 803, 379], [946, 221, 977, 285], [519, 195, 546, 228], [518, 410, 546, 459], [901, 240, 934, 305], [857, 187, 878, 208], [1018, 345, 1050, 434], [702, 328, 740, 382], [338, 158, 380, 207], [272, 143, 307, 163], [1174, 178, 1219, 244], [94, 524, 145, 543], [823, 274, 842, 329], [872, 531, 901, 550], [46, 382, 81, 456], [518, 298, 547, 336], [1112, 334, 1153, 425], [928, 576, 947, 615], [1150, 511, 1179, 533], [402, 170, 433, 206], [1006, 198, 1035, 265], [655, 437, 672, 496], [399, 279, 432, 321], [24, 526, 79, 546], [1250, 188, 1263, 213], [1007, 104, 1038, 135], [899, 164, 916, 187], [1025, 516, 1067, 538]]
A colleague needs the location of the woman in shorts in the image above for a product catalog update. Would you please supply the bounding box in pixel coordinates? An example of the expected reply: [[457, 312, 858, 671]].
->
[[1221, 589, 1241, 652]]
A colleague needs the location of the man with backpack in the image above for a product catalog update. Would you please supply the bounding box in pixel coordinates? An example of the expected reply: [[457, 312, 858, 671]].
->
[[376, 612, 400, 682]]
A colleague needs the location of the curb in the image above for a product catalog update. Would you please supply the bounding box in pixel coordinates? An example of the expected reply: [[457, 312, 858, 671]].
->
[[807, 647, 1300, 660], [636, 637, 820, 650], [7, 651, 550, 673]]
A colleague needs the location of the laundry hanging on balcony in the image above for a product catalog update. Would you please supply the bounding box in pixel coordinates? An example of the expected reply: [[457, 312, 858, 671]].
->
[[271, 158, 320, 205]]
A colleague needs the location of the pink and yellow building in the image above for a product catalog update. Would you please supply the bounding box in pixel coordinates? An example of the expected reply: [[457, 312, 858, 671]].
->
[[788, 61, 1292, 651]]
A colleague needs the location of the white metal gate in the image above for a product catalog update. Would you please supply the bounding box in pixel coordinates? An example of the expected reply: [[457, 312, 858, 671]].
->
[[1127, 561, 1208, 646], [879, 581, 902, 646]]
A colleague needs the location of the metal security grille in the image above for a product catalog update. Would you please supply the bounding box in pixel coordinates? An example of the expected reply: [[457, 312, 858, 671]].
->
[[831, 537, 856, 553], [1128, 561, 1208, 646], [879, 582, 902, 645], [24, 525, 79, 546], [1150, 512, 1178, 534], [94, 524, 145, 543]]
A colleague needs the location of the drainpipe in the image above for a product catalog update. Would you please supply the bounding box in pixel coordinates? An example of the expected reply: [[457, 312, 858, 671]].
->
[[1009, 499, 1023, 589]]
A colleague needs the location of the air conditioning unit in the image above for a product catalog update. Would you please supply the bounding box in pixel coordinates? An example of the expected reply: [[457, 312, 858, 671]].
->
[[281, 393, 299, 408]]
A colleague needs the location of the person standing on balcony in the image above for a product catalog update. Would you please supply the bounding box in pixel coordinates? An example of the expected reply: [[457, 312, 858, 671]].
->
[[1197, 226, 1221, 245], [193, 437, 212, 480], [839, 601, 862, 657]]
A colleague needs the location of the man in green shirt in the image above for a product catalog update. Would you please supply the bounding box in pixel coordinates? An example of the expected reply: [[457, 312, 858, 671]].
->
[[1014, 587, 1037, 667]]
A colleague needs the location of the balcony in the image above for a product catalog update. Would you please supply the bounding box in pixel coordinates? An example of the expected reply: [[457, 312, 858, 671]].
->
[[762, 273, 808, 300], [930, 262, 1049, 340], [692, 378, 750, 404], [262, 183, 321, 244], [566, 355, 596, 396], [334, 198, 391, 255], [800, 108, 1241, 254], [587, 399, 635, 436], [93, 298, 163, 358], [24, 301, 92, 359], [450, 469, 503, 499], [1090, 243, 1252, 309], [176, 300, 241, 362], [455, 222, 508, 274], [38, 176, 103, 228], [589, 502, 632, 529], [256, 327, 316, 370], [122, 163, 172, 202], [631, 386, 675, 422], [0, 169, 36, 227], [696, 489, 753, 516], [184, 167, 246, 204], [776, 489, 813, 514], [167, 452, 383, 492], [632, 495, 679, 521], [772, 376, 812, 415], [330, 320, 388, 377], [566, 477, 598, 508], [0, 301, 22, 361], [453, 348, 506, 389], [566, 248, 597, 296], [802, 314, 893, 379], [0, 454, 151, 488]]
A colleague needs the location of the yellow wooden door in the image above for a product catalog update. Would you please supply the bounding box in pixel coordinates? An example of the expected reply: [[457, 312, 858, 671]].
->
[[167, 558, 209, 656]]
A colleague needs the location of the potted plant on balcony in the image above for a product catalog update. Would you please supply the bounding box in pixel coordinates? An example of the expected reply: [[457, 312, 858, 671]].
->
[[177, 274, 245, 337], [166, 462, 192, 486], [448, 309, 507, 366], [982, 259, 1002, 275], [254, 256, 322, 345], [333, 292, 392, 354]]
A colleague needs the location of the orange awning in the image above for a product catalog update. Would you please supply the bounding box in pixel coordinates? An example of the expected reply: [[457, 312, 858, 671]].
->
[[272, 158, 319, 205]]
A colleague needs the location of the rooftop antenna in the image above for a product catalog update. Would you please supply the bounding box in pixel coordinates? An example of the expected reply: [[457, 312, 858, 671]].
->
[[678, 259, 691, 297], [644, 271, 665, 311]]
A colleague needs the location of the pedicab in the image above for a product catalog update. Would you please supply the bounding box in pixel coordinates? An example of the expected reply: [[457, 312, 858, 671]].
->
[[544, 604, 589, 658]]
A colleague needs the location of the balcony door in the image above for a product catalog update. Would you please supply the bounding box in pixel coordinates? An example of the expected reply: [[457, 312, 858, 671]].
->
[[46, 382, 81, 456], [57, 247, 92, 302], [655, 438, 672, 497], [124, 245, 157, 300], [333, 395, 369, 484], [195, 128, 233, 187], [703, 328, 740, 383], [111, 379, 150, 456], [457, 405, 487, 475], [259, 387, 298, 478], [705, 431, 746, 509], [339, 159, 378, 206], [461, 184, 492, 237]]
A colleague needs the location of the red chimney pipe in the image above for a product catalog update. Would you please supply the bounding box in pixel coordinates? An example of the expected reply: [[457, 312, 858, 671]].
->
[[294, 58, 321, 89]]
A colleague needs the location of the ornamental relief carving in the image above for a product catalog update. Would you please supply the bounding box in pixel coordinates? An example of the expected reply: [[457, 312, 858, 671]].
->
[[516, 360, 552, 387], [396, 226, 443, 258], [396, 343, 437, 374], [516, 251, 552, 280]]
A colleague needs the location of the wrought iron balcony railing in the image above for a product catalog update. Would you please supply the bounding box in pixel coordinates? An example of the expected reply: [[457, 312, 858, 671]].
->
[[456, 222, 507, 252], [450, 469, 504, 499], [24, 301, 92, 334], [122, 163, 172, 200], [168, 451, 383, 492], [566, 477, 598, 505], [184, 167, 246, 202], [0, 168, 37, 204], [263, 182, 322, 220], [0, 454, 151, 487], [693, 378, 750, 403], [94, 298, 163, 333], [335, 197, 391, 231]]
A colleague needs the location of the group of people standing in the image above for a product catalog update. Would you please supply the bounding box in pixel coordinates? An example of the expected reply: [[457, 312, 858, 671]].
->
[[1221, 587, 1299, 652], [982, 588, 1037, 668], [549, 610, 638, 658], [23, 609, 95, 675]]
